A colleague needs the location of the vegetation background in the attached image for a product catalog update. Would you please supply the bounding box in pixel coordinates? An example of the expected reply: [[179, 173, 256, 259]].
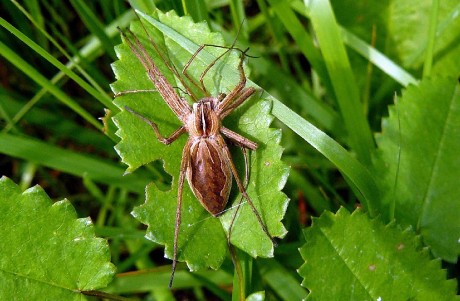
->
[[0, 0, 459, 300]]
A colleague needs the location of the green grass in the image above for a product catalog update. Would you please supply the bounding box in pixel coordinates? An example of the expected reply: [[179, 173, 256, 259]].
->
[[1, 0, 459, 300]]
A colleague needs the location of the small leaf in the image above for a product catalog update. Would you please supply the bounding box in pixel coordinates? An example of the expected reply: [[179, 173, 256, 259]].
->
[[111, 9, 289, 273], [373, 77, 460, 261], [0, 176, 115, 300], [298, 208, 457, 301]]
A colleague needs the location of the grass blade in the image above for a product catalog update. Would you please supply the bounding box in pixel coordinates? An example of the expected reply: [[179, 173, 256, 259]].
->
[[306, 0, 375, 165], [70, 0, 117, 60], [0, 133, 150, 193], [0, 41, 101, 129]]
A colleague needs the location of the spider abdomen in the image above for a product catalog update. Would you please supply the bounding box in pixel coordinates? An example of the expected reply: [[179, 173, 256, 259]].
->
[[187, 137, 232, 216]]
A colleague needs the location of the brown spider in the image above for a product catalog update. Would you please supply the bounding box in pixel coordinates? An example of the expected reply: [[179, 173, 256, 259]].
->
[[116, 18, 275, 288]]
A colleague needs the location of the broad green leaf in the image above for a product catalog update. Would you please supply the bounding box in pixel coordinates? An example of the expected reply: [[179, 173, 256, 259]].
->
[[389, 1, 460, 77], [0, 176, 115, 300], [373, 77, 460, 262], [298, 208, 457, 301], [111, 10, 289, 274]]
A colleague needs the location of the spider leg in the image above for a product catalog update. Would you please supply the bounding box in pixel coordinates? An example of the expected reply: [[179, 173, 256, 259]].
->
[[218, 136, 277, 246], [183, 42, 253, 97], [124, 106, 186, 145], [119, 27, 191, 121], [221, 127, 257, 150], [227, 146, 249, 245], [183, 31, 249, 95], [219, 87, 256, 119], [169, 139, 192, 288], [216, 53, 257, 117], [114, 89, 158, 98], [183, 44, 213, 95]]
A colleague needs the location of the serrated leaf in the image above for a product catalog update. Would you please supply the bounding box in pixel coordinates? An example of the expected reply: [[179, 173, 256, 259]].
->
[[0, 176, 115, 300], [298, 208, 457, 301], [373, 77, 460, 261], [111, 10, 289, 273]]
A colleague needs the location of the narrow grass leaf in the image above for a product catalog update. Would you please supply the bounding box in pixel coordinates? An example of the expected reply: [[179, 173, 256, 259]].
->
[[0, 133, 150, 193], [267, 0, 331, 91], [306, 0, 375, 165], [258, 259, 308, 300], [422, 0, 439, 77], [252, 58, 342, 134], [1, 93, 113, 150], [271, 100, 378, 215], [70, 0, 117, 60], [290, 1, 418, 87], [0, 17, 116, 112], [23, 0, 47, 48], [0, 41, 101, 129], [182, 0, 210, 23], [340, 29, 418, 87], [229, 0, 248, 40]]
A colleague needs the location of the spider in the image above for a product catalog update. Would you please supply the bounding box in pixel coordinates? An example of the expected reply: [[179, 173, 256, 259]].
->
[[116, 17, 276, 288]]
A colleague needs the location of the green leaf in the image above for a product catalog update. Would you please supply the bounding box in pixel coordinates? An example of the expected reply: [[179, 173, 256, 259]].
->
[[307, 0, 375, 165], [258, 258, 308, 300], [70, 0, 117, 60], [0, 17, 115, 112], [124, 9, 380, 215], [0, 132, 151, 193], [298, 208, 457, 301], [373, 77, 460, 261], [246, 291, 265, 301], [389, 1, 460, 77], [0, 176, 115, 300], [111, 10, 289, 274], [182, 0, 210, 23], [0, 40, 101, 130]]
